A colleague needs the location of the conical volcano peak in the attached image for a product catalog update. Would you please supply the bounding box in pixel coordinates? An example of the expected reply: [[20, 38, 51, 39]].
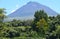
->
[[27, 1, 40, 5], [8, 1, 58, 19]]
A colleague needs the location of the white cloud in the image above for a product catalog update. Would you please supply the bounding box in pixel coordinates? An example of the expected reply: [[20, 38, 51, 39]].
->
[[16, 4, 19, 9], [11, 10, 15, 13], [11, 4, 19, 13]]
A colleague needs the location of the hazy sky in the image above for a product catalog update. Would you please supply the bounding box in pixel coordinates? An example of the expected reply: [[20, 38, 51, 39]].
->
[[0, 0, 60, 15]]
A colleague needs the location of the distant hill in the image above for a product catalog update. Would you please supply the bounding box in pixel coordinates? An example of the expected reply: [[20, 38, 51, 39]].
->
[[7, 1, 58, 21]]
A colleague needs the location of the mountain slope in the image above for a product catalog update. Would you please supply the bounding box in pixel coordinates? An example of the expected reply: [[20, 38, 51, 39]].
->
[[8, 2, 58, 19]]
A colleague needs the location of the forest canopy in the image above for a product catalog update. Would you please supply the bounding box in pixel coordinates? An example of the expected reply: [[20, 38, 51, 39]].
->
[[0, 8, 60, 39]]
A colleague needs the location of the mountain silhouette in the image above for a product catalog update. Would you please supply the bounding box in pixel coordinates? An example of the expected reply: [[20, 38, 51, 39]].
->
[[7, 1, 58, 20]]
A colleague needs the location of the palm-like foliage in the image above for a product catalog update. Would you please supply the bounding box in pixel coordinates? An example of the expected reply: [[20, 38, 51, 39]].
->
[[0, 8, 6, 23]]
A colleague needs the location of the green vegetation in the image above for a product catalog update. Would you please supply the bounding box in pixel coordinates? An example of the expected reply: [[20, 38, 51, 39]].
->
[[0, 8, 60, 39]]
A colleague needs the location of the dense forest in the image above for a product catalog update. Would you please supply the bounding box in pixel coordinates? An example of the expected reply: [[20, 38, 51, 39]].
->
[[0, 8, 60, 39]]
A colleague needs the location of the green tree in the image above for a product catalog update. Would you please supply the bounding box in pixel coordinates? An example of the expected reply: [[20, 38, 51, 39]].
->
[[32, 10, 48, 31], [0, 8, 6, 37], [34, 10, 48, 23], [0, 8, 6, 23], [56, 26, 60, 39], [36, 18, 49, 37], [56, 15, 60, 21]]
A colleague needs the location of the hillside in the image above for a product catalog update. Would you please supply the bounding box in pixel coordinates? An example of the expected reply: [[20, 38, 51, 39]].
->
[[7, 2, 58, 21]]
